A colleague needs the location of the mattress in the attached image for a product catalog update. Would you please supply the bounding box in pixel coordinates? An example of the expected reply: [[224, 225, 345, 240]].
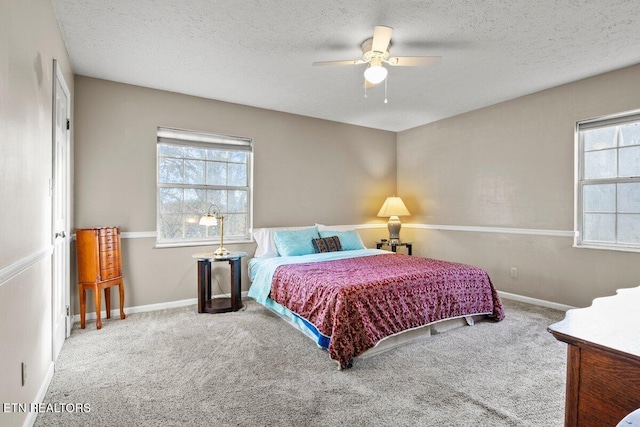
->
[[248, 249, 504, 368]]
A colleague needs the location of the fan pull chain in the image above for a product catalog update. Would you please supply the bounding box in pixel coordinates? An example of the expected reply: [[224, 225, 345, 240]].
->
[[364, 83, 368, 98], [384, 78, 388, 104]]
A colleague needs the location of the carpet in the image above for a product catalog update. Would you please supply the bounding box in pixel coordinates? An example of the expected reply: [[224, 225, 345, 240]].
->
[[35, 298, 567, 426]]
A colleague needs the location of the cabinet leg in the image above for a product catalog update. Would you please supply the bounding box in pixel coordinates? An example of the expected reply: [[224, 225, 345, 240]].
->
[[80, 286, 86, 329], [94, 286, 102, 329], [119, 280, 126, 320], [105, 287, 111, 319]]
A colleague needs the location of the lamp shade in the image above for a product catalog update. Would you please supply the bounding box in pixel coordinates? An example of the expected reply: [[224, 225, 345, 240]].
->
[[199, 214, 218, 227], [377, 197, 410, 217]]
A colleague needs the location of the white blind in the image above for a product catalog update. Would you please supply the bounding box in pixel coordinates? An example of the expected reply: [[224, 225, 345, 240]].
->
[[157, 127, 252, 151], [577, 110, 640, 131]]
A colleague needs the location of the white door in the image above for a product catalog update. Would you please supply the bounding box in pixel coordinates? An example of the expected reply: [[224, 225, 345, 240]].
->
[[52, 60, 71, 361]]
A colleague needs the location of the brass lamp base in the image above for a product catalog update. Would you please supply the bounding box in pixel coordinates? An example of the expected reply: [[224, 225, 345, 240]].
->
[[214, 246, 229, 257]]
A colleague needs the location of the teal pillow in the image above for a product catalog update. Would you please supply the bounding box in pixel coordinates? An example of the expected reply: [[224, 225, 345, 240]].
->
[[318, 230, 365, 251], [273, 228, 320, 256]]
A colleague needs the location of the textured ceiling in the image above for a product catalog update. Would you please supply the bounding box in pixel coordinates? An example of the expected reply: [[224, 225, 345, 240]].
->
[[51, 0, 640, 132]]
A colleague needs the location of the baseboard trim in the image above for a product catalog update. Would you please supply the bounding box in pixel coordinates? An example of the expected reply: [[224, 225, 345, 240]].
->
[[0, 245, 54, 288], [71, 292, 250, 325], [71, 298, 197, 324], [498, 291, 575, 311], [405, 223, 575, 238], [71, 290, 572, 325], [23, 361, 54, 427]]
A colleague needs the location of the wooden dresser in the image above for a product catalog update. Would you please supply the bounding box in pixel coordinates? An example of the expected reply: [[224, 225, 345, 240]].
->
[[548, 287, 640, 426], [76, 227, 126, 329]]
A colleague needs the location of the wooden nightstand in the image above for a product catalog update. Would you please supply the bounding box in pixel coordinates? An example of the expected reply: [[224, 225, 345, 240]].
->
[[376, 241, 413, 255], [191, 251, 247, 313]]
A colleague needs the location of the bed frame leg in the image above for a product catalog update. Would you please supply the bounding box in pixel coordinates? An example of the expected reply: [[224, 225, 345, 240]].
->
[[339, 359, 354, 370]]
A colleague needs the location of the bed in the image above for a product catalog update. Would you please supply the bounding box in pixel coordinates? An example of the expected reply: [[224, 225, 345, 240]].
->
[[248, 225, 505, 369]]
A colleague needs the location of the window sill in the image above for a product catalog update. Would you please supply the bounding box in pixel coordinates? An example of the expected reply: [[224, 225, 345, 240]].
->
[[573, 242, 640, 253]]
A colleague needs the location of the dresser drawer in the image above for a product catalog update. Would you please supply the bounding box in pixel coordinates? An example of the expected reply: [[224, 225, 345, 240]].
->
[[100, 250, 118, 263], [100, 241, 118, 252], [100, 255, 118, 270], [99, 228, 115, 236], [100, 268, 120, 280], [99, 234, 116, 245]]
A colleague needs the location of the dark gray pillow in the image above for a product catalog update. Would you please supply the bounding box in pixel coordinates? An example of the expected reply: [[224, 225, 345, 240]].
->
[[311, 236, 342, 253]]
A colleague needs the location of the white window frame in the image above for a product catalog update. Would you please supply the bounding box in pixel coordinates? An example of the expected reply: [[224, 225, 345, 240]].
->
[[156, 126, 253, 248], [575, 109, 640, 252]]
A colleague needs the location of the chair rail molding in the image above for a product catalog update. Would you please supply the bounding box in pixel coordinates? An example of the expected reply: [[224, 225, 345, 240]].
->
[[85, 224, 576, 243], [405, 223, 576, 238], [121, 231, 157, 239], [70, 231, 157, 240], [0, 245, 54, 288]]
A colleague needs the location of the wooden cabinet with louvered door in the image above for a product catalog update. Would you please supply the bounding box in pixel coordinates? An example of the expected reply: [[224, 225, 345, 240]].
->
[[76, 227, 126, 329]]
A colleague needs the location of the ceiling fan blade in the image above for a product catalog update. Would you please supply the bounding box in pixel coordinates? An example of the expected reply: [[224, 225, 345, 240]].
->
[[312, 59, 365, 66], [387, 56, 442, 67], [371, 26, 393, 53]]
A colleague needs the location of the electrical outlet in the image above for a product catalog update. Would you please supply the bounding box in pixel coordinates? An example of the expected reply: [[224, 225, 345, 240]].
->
[[21, 361, 27, 386], [510, 267, 518, 278]]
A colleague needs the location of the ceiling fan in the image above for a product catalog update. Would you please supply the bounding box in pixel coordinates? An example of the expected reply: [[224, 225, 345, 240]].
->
[[313, 25, 442, 87]]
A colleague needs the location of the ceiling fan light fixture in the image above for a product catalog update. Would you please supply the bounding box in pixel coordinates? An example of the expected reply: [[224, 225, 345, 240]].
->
[[364, 64, 388, 84]]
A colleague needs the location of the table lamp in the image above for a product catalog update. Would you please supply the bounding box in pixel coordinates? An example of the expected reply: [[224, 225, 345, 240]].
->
[[377, 196, 411, 244], [199, 204, 229, 256]]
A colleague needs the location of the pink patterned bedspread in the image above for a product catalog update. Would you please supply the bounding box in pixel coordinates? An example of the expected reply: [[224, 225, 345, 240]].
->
[[269, 253, 504, 368]]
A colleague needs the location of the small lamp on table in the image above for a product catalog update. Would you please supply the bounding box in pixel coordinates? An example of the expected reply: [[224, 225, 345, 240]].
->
[[377, 196, 411, 244], [199, 204, 229, 257]]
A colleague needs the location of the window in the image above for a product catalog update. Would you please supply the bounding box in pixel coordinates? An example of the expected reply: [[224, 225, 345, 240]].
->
[[156, 127, 253, 247], [576, 111, 640, 251]]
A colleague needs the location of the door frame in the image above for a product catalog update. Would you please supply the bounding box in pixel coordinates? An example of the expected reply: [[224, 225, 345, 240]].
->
[[51, 59, 71, 361]]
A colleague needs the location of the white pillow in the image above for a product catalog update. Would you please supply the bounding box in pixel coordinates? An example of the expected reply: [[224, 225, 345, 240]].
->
[[315, 223, 357, 232], [252, 226, 317, 258]]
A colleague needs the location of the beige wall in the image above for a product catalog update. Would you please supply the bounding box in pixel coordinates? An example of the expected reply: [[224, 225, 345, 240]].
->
[[0, 0, 74, 425], [6, 3, 638, 420], [73, 76, 396, 313], [398, 63, 640, 308]]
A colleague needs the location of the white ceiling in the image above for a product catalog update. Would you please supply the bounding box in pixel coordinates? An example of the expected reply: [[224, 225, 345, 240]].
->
[[51, 0, 640, 132]]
